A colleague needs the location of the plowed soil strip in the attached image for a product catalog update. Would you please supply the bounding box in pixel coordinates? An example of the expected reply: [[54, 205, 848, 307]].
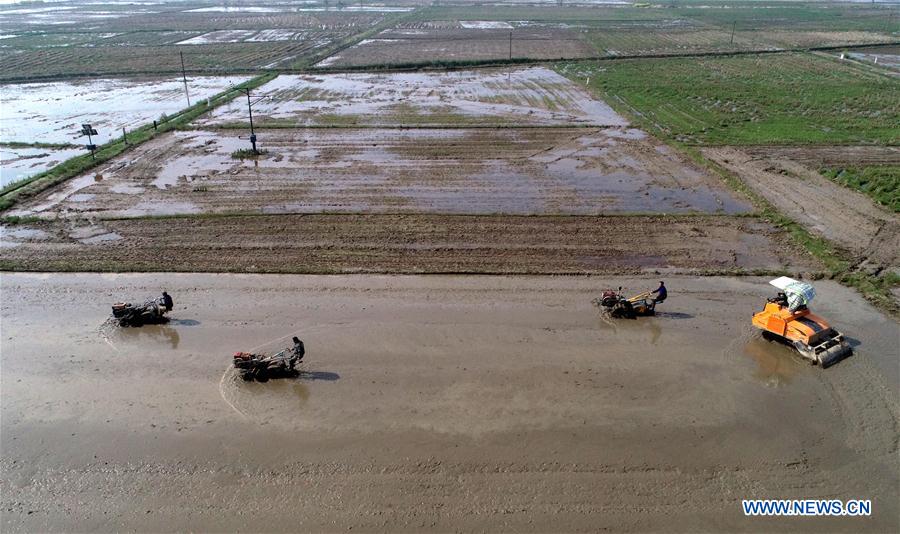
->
[[0, 213, 816, 274]]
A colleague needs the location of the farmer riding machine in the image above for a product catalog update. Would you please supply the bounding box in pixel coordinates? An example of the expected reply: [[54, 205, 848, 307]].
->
[[751, 277, 851, 367]]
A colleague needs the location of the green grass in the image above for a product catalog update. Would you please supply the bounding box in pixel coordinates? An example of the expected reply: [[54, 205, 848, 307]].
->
[[820, 166, 900, 213], [671, 2, 898, 32], [0, 215, 42, 225], [558, 52, 899, 145], [0, 141, 78, 149], [0, 73, 276, 210]]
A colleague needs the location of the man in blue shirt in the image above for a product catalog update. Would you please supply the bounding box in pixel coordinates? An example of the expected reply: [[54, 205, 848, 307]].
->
[[651, 281, 667, 303]]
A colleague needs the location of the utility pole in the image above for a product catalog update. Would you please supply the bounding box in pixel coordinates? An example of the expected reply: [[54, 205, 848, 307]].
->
[[122, 127, 128, 145], [509, 31, 512, 60], [241, 88, 258, 154], [730, 21, 736, 45], [180, 51, 191, 106]]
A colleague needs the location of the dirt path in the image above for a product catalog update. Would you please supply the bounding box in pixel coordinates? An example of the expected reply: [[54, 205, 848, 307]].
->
[[703, 147, 900, 272], [736, 145, 900, 168], [1, 274, 897, 532], [0, 213, 816, 274]]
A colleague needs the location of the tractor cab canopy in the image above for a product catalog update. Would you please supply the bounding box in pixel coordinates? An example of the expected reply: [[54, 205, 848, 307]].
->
[[769, 276, 816, 311]]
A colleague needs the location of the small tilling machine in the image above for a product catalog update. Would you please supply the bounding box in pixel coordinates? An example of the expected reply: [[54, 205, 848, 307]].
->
[[233, 341, 304, 381], [751, 277, 851, 367], [597, 288, 658, 319], [111, 298, 169, 327]]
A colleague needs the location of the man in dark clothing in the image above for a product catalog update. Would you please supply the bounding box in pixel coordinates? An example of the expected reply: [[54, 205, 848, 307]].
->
[[651, 281, 667, 303], [161, 291, 173, 311], [292, 336, 305, 362]]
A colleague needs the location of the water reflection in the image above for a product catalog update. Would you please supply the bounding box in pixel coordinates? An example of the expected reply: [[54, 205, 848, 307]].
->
[[743, 336, 804, 387], [109, 324, 181, 349]]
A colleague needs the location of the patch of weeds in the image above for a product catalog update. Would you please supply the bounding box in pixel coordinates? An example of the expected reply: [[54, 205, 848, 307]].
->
[[231, 148, 269, 160], [0, 215, 42, 225], [0, 141, 78, 149], [820, 166, 899, 213]]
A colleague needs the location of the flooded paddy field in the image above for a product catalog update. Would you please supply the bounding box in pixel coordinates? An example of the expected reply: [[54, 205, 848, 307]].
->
[[0, 212, 812, 274], [9, 126, 751, 218], [0, 145, 83, 188], [0, 2, 387, 79], [1, 273, 897, 531], [201, 68, 628, 127], [0, 75, 248, 146], [309, 2, 898, 67], [843, 45, 900, 73]]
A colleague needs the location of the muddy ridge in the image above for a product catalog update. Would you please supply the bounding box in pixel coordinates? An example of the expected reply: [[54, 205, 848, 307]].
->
[[1, 213, 817, 274]]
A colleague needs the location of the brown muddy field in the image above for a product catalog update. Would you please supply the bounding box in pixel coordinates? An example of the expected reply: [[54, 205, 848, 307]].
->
[[1, 273, 897, 532], [703, 147, 900, 272], [0, 213, 815, 274], [316, 27, 596, 67], [9, 128, 751, 218]]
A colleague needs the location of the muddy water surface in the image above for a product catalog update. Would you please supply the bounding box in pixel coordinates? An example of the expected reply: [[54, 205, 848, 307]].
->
[[11, 128, 752, 218], [0, 76, 249, 146], [1, 273, 897, 532], [201, 67, 628, 127]]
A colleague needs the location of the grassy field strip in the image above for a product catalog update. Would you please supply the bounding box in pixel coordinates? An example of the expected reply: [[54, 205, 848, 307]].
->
[[559, 53, 900, 145], [0, 73, 276, 210]]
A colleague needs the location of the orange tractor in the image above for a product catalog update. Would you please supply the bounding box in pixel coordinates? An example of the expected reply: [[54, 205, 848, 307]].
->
[[751, 277, 851, 367]]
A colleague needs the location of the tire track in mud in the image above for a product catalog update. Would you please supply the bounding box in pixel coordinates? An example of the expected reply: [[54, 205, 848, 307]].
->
[[217, 324, 345, 423]]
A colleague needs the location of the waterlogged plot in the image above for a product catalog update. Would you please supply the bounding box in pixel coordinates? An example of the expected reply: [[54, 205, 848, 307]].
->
[[0, 2, 162, 31], [843, 45, 900, 73], [11, 127, 751, 218], [0, 145, 83, 187], [202, 68, 628, 127], [459, 21, 514, 29], [247, 29, 311, 42], [0, 76, 249, 146], [176, 30, 257, 45]]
